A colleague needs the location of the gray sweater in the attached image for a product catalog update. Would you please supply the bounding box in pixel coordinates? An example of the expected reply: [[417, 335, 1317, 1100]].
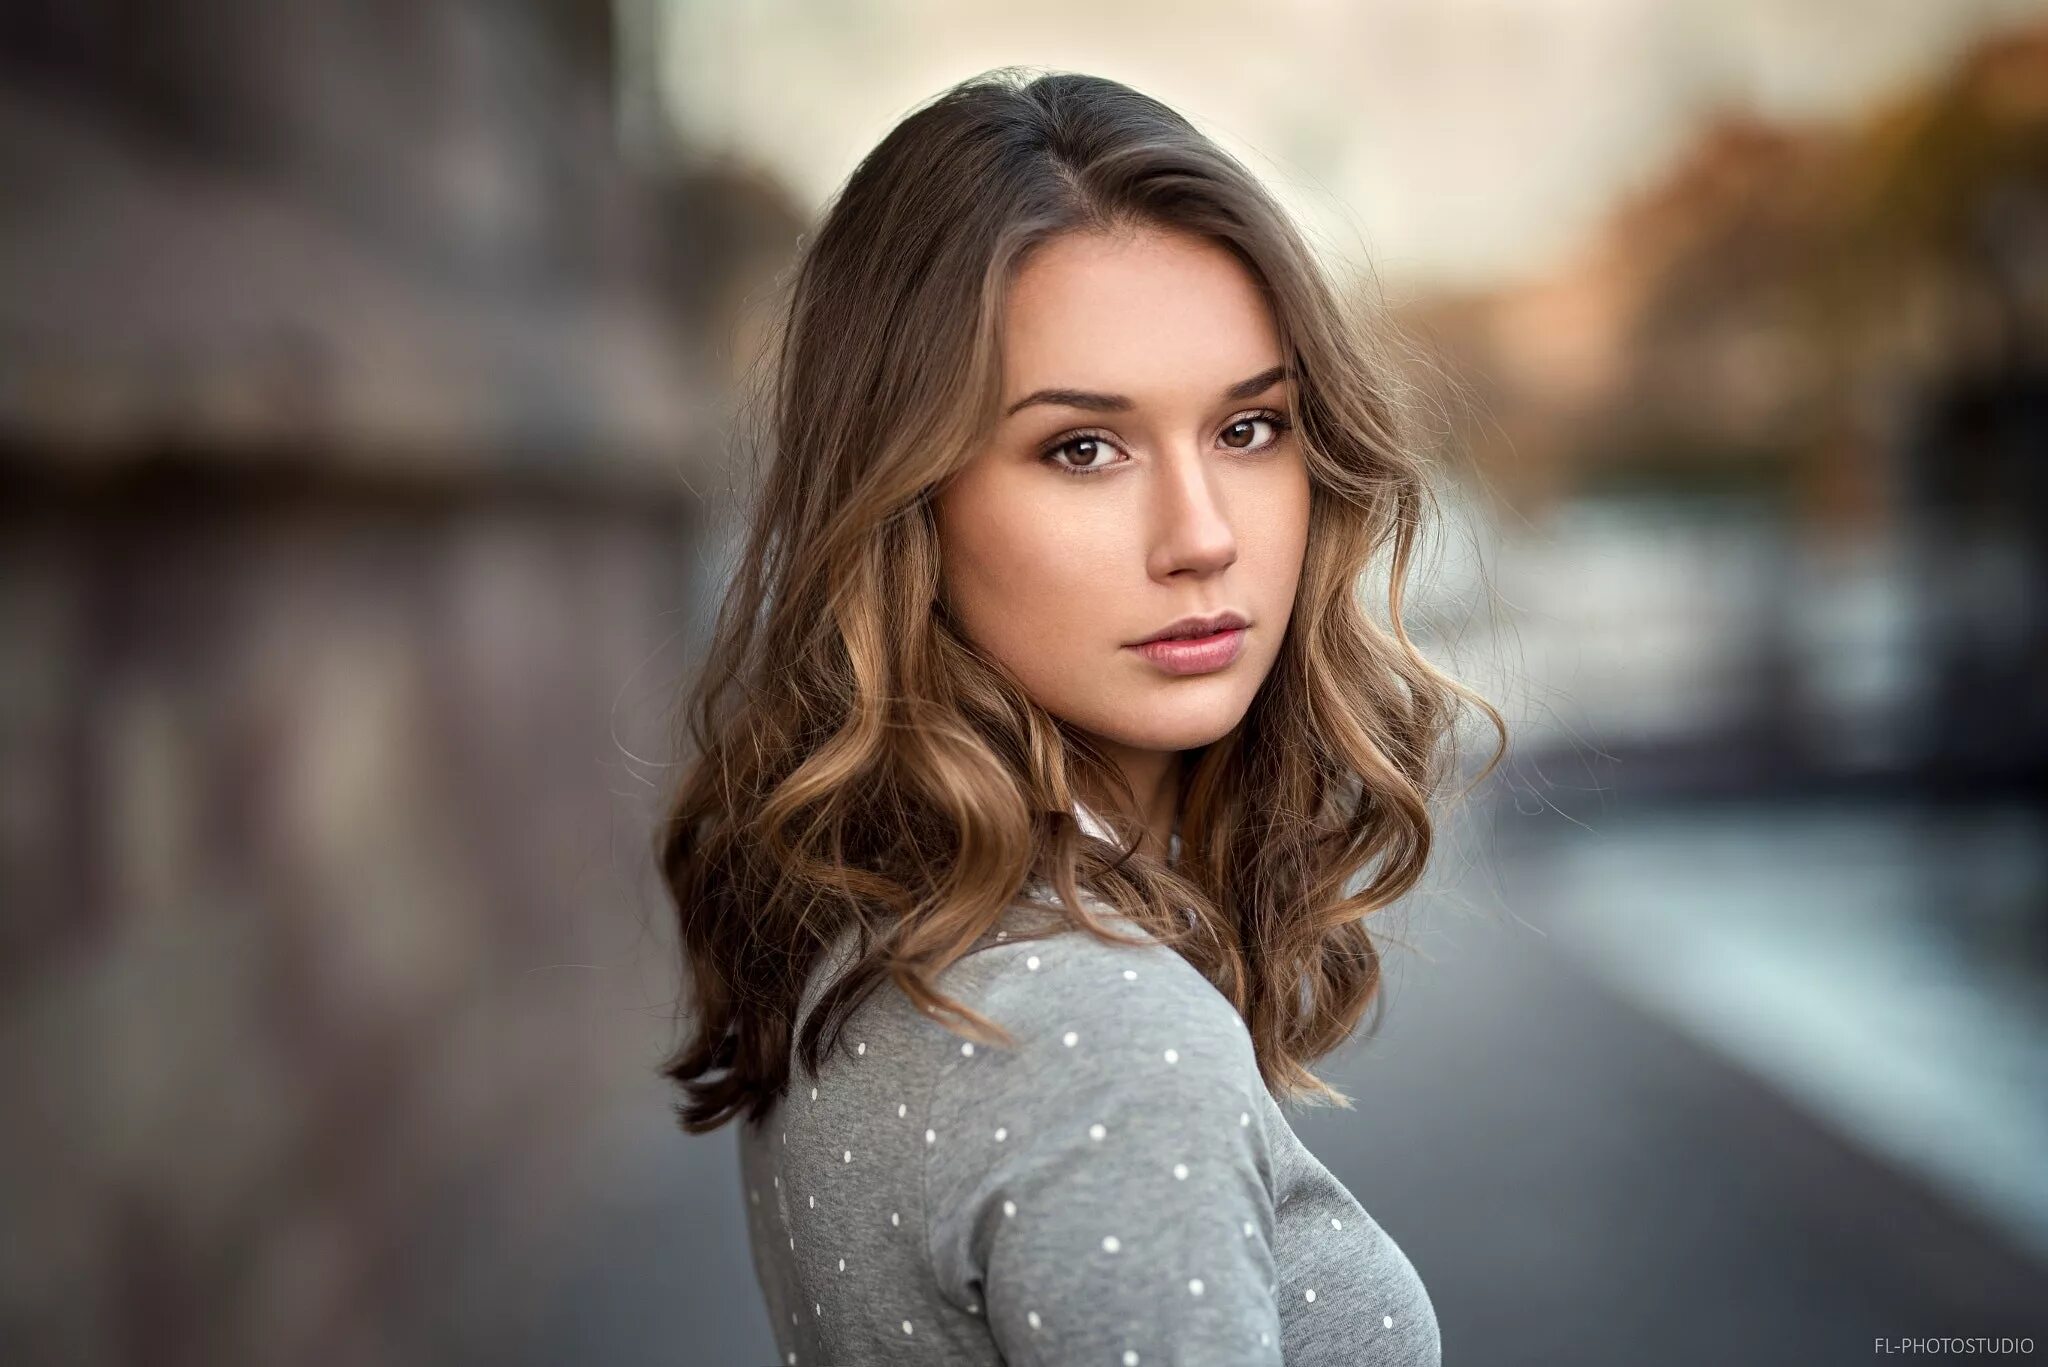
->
[[737, 891, 1443, 1366]]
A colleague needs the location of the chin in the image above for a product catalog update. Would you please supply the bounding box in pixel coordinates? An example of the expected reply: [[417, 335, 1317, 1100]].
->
[[1078, 693, 1252, 754]]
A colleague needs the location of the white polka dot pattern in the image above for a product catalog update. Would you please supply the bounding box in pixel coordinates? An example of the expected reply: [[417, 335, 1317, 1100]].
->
[[739, 903, 1441, 1367]]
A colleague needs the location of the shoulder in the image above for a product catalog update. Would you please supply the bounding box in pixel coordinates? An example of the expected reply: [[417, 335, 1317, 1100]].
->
[[960, 909, 1251, 1028], [927, 913, 1264, 1112], [795, 908, 1262, 1124]]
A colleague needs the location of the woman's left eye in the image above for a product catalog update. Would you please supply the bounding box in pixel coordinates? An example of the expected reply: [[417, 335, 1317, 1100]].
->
[[1221, 412, 1293, 452]]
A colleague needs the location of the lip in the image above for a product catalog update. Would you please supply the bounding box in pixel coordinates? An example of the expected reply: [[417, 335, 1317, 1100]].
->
[[1125, 623, 1250, 676], [1130, 610, 1252, 646]]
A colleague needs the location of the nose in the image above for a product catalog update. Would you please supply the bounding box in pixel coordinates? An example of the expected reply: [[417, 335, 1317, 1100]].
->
[[1145, 441, 1238, 580]]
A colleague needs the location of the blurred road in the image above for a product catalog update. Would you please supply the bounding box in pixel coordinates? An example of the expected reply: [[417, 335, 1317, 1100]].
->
[[1306, 802, 2048, 1367]]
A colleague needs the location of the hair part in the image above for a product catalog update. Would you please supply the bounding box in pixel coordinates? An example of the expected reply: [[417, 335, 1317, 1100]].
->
[[655, 66, 1507, 1134]]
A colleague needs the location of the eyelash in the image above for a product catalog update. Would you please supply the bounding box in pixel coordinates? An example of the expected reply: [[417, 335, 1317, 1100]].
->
[[1038, 410, 1295, 478]]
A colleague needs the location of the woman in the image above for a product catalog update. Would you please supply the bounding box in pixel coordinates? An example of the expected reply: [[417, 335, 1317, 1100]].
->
[[658, 67, 1504, 1366]]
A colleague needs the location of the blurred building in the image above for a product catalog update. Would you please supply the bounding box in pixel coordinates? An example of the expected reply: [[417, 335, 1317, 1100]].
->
[[1404, 21, 2048, 798], [0, 3, 799, 1364]]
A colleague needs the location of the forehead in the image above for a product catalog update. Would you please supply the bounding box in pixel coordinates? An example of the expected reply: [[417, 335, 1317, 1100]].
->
[[1000, 229, 1282, 397]]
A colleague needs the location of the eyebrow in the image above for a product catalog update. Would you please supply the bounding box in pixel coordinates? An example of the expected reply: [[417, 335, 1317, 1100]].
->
[[1002, 363, 1292, 419]]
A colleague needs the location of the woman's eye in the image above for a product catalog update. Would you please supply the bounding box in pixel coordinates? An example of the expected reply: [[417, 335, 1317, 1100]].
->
[[1221, 415, 1290, 451], [1044, 434, 1125, 475]]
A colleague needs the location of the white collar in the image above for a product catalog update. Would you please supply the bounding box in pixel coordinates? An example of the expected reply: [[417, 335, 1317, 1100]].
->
[[1073, 798, 1183, 866], [1072, 798, 1115, 844]]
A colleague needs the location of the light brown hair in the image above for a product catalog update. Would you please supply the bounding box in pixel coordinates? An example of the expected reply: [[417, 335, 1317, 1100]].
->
[[656, 67, 1505, 1133]]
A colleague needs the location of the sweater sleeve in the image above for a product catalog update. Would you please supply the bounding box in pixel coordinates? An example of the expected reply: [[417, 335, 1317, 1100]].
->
[[921, 932, 1287, 1365]]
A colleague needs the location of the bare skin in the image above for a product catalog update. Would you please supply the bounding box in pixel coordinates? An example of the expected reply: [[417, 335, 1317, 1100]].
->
[[934, 226, 1312, 861]]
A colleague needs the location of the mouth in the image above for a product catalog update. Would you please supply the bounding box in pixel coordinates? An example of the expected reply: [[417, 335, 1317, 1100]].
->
[[1123, 612, 1252, 676]]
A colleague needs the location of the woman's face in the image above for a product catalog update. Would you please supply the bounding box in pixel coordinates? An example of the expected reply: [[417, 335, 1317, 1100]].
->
[[934, 227, 1311, 759]]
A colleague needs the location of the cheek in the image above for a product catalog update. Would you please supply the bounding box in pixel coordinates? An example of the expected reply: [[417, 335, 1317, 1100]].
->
[[938, 480, 1115, 676], [1239, 462, 1313, 614], [1279, 470, 1313, 598]]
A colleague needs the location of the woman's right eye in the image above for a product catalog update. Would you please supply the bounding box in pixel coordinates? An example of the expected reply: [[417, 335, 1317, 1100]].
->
[[1042, 433, 1126, 476]]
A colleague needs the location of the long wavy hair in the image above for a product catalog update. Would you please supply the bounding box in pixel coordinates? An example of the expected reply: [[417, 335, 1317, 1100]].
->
[[657, 67, 1506, 1135]]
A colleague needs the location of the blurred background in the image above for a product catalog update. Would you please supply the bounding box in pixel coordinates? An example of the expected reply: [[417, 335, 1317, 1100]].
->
[[2, 2, 2043, 1364]]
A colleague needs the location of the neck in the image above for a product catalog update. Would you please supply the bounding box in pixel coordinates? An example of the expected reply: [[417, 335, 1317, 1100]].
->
[[1084, 740, 1185, 862]]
